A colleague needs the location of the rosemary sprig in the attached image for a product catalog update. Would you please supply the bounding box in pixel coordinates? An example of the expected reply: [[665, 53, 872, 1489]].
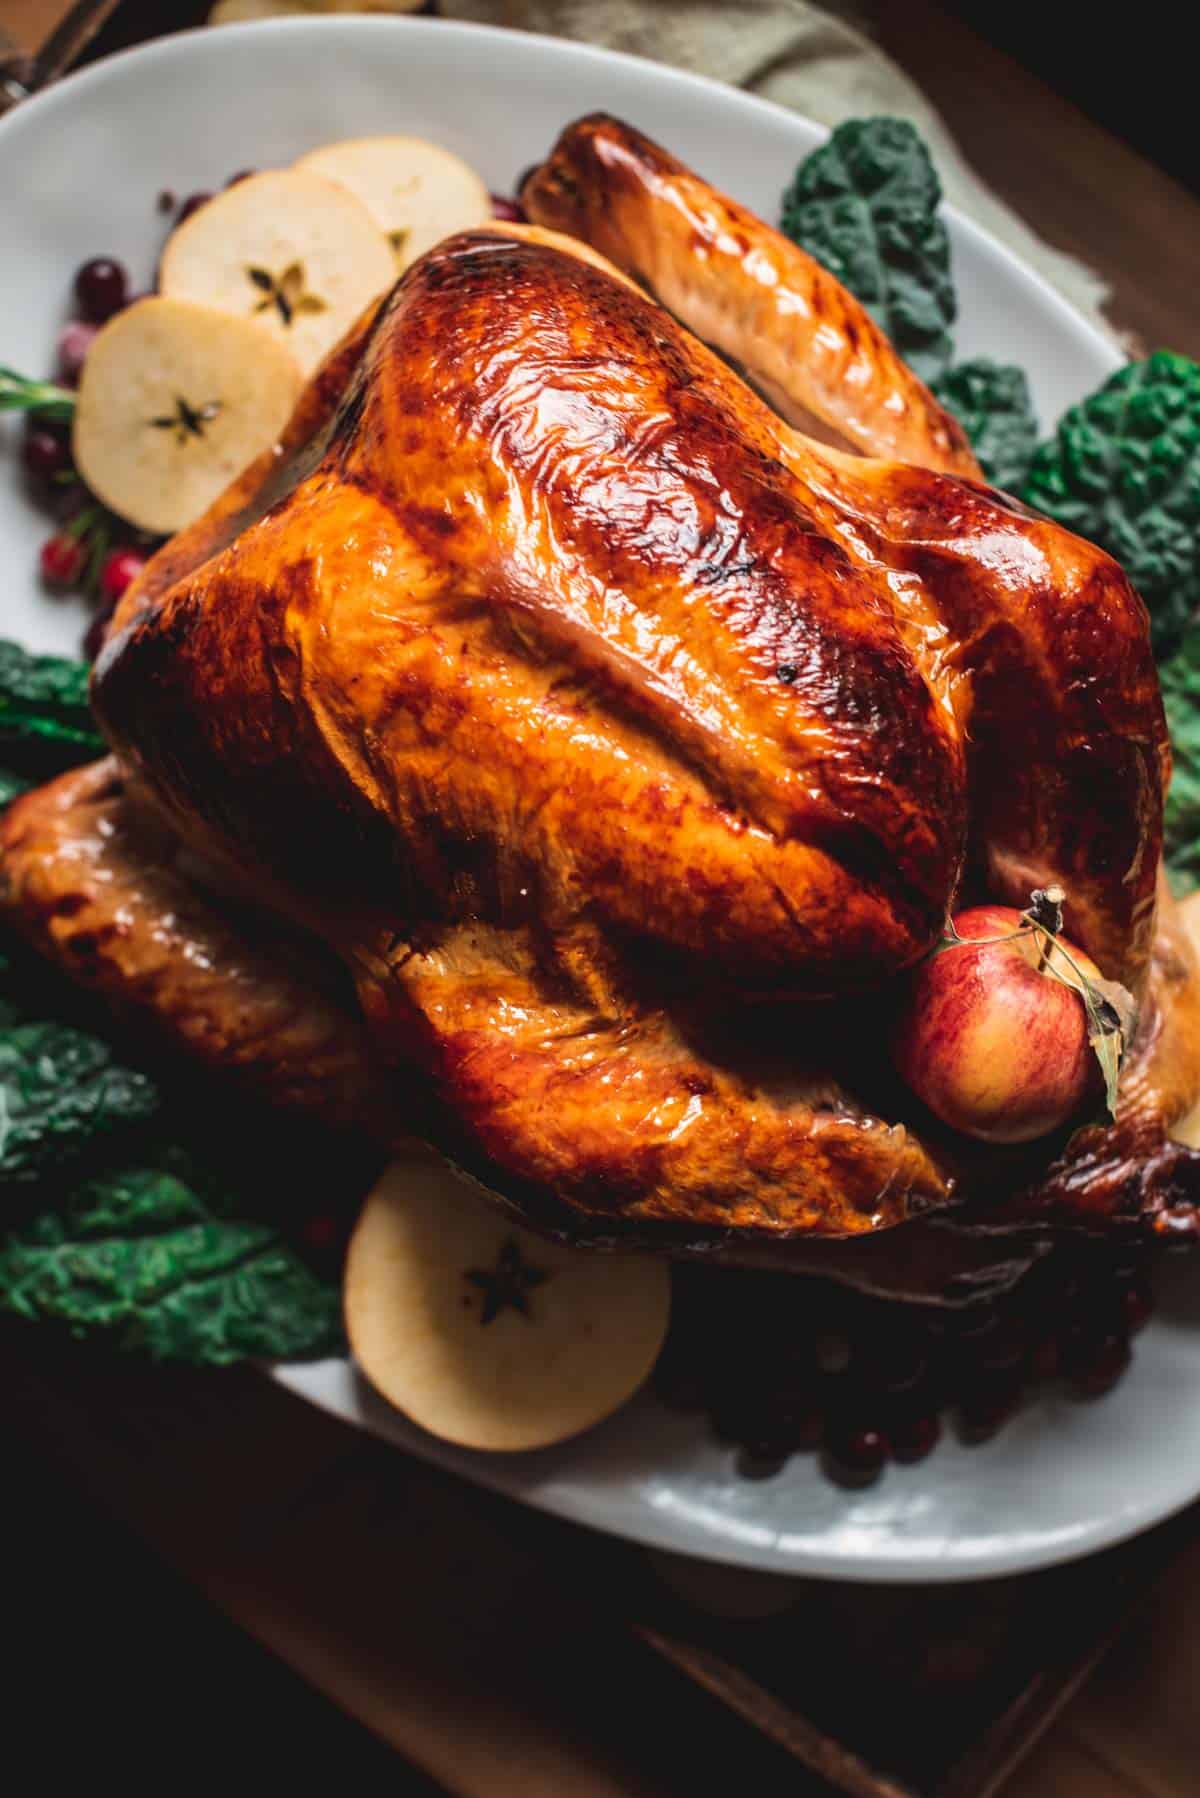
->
[[0, 367, 76, 424]]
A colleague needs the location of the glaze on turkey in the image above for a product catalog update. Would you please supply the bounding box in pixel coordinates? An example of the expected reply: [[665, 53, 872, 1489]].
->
[[2, 118, 1197, 1278]]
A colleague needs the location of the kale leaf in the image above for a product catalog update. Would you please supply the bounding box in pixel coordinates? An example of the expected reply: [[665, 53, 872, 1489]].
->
[[0, 984, 349, 1362], [934, 359, 1038, 490], [1160, 626, 1200, 895], [0, 1019, 161, 1187], [1022, 351, 1200, 658], [780, 117, 956, 383], [0, 1158, 342, 1363], [0, 639, 102, 774]]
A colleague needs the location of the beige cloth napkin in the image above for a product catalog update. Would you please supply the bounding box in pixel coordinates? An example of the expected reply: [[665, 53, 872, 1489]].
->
[[440, 0, 1114, 337]]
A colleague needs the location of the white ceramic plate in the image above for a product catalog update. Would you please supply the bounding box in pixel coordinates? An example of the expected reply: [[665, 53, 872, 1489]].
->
[[2, 15, 1196, 1582]]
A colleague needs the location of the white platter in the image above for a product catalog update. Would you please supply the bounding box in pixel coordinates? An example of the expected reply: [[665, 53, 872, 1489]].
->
[[3, 14, 1195, 1582]]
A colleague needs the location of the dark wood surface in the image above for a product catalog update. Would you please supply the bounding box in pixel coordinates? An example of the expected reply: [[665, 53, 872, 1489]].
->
[[875, 0, 1200, 358], [6, 5, 1200, 1796]]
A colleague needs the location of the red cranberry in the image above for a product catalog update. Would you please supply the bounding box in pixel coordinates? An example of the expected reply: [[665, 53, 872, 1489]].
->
[[737, 1430, 794, 1470], [177, 191, 213, 223], [1071, 1332, 1131, 1399], [490, 192, 526, 222], [22, 426, 71, 482], [99, 547, 148, 603], [891, 1412, 941, 1464], [74, 256, 129, 323], [1121, 1281, 1153, 1335], [39, 531, 85, 588], [956, 1376, 1023, 1445], [57, 320, 98, 385], [825, 1422, 889, 1478]]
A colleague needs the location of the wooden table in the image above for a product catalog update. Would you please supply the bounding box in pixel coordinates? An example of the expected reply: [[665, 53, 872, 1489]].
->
[[6, 5, 1200, 1794]]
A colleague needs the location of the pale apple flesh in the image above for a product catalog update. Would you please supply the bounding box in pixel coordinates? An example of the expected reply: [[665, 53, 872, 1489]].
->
[[894, 904, 1102, 1144]]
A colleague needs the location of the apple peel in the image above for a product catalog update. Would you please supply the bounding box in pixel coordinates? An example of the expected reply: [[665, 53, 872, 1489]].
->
[[939, 886, 1134, 1122]]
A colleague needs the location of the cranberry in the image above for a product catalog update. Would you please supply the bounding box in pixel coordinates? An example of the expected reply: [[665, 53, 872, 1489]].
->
[[177, 191, 213, 224], [737, 1430, 794, 1470], [490, 192, 526, 222], [22, 426, 71, 482], [226, 169, 255, 188], [74, 256, 129, 324], [825, 1422, 889, 1478], [39, 531, 85, 588], [99, 547, 148, 603], [1071, 1332, 1131, 1399], [891, 1412, 942, 1465], [57, 320, 98, 385], [956, 1376, 1022, 1445]]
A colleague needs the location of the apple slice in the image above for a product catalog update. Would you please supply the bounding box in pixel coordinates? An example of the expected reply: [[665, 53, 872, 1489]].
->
[[295, 136, 490, 273], [208, 1, 422, 22], [72, 295, 303, 536], [159, 168, 395, 373], [345, 1153, 671, 1451]]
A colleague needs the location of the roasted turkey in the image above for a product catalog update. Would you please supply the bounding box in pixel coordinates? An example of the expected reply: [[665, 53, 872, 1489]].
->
[[4, 116, 1200, 1302]]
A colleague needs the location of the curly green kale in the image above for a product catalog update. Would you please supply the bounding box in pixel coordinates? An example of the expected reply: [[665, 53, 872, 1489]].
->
[[0, 648, 350, 1365], [1022, 351, 1200, 658], [0, 1158, 342, 1363], [780, 117, 955, 383], [933, 359, 1038, 490], [0, 639, 102, 773], [0, 1019, 161, 1188]]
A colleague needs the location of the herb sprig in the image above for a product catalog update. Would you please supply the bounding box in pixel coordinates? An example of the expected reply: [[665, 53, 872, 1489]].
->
[[0, 366, 76, 424]]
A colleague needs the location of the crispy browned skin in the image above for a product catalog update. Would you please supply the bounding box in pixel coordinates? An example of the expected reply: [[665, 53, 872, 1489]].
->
[[522, 114, 981, 477], [0, 759, 391, 1135], [82, 225, 1172, 1240], [3, 765, 1197, 1275]]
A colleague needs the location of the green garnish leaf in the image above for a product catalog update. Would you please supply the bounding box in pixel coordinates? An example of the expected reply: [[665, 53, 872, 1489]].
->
[[1022, 350, 1200, 658], [934, 358, 1038, 490], [0, 1020, 161, 1188], [0, 1160, 342, 1363], [0, 640, 102, 772], [0, 366, 76, 424], [780, 117, 956, 383]]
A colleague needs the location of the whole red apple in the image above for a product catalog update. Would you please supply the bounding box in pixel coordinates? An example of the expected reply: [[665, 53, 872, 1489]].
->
[[894, 904, 1101, 1144]]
